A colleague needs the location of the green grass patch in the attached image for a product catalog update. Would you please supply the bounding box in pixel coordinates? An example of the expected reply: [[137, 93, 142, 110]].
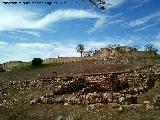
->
[[152, 55, 160, 60], [15, 63, 62, 71]]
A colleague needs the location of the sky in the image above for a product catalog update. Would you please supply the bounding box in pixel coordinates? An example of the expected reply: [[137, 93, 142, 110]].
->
[[0, 0, 160, 63]]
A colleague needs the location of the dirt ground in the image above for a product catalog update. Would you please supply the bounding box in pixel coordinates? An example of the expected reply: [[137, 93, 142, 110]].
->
[[0, 58, 160, 120]]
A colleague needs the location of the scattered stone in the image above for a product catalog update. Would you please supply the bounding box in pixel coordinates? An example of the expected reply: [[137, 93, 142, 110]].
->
[[56, 116, 65, 120], [119, 96, 125, 103], [108, 103, 120, 108], [143, 100, 150, 104], [118, 106, 123, 111], [27, 69, 159, 108], [64, 103, 69, 106], [146, 104, 154, 110], [87, 104, 96, 110], [153, 95, 160, 107], [30, 99, 37, 105]]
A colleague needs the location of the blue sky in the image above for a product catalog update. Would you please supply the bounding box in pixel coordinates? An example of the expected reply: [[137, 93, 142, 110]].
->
[[0, 0, 160, 63]]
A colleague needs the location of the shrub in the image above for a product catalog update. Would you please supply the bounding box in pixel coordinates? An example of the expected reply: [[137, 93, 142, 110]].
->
[[31, 58, 43, 66]]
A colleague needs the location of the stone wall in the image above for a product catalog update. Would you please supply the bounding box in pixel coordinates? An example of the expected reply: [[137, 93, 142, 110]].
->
[[41, 71, 157, 95], [117, 46, 133, 52], [43, 47, 155, 64], [42, 48, 120, 64], [94, 46, 134, 58], [2, 61, 31, 71], [43, 57, 96, 64]]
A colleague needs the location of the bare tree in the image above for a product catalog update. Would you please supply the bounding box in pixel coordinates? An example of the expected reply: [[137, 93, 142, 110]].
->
[[89, 0, 108, 9], [131, 45, 141, 51], [83, 49, 96, 56], [80, 0, 110, 10], [145, 44, 158, 55], [107, 44, 120, 49], [76, 44, 85, 57]]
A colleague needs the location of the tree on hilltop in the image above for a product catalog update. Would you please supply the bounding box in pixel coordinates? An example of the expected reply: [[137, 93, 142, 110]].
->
[[76, 44, 85, 57], [131, 45, 141, 51], [145, 44, 158, 56], [83, 49, 95, 56], [106, 44, 120, 50]]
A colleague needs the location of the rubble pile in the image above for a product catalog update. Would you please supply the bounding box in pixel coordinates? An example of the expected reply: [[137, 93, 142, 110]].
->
[[54, 77, 86, 95], [29, 65, 160, 107], [1, 64, 159, 108], [30, 92, 138, 106]]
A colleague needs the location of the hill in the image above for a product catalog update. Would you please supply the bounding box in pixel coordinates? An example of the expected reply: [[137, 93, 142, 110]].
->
[[0, 46, 160, 120]]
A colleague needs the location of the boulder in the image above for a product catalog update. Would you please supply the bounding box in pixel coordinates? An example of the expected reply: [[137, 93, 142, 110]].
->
[[118, 106, 123, 111], [143, 100, 150, 105], [30, 99, 36, 105]]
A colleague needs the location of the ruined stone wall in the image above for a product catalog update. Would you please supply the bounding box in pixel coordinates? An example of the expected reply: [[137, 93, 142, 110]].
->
[[40, 63, 160, 94], [34, 66, 160, 105], [43, 57, 96, 64], [2, 61, 31, 70], [43, 47, 154, 64], [94, 48, 111, 58], [41, 71, 156, 94], [43, 48, 121, 64], [118, 46, 133, 52]]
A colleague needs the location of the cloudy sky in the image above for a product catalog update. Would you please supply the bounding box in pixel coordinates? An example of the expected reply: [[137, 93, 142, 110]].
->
[[0, 0, 160, 63]]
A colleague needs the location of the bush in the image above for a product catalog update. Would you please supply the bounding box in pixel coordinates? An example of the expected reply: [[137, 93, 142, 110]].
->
[[32, 58, 43, 66]]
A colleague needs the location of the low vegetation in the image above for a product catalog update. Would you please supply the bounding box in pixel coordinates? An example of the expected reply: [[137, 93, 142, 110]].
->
[[16, 63, 62, 72]]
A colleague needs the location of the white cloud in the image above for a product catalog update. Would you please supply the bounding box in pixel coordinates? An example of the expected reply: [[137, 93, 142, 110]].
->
[[0, 41, 8, 47], [104, 35, 143, 46], [0, 0, 128, 33], [107, 0, 127, 9], [87, 17, 106, 33], [0, 7, 106, 32], [0, 41, 8, 45], [130, 0, 151, 9], [128, 11, 160, 27], [153, 32, 160, 49], [133, 0, 151, 4], [0, 0, 129, 34], [135, 22, 159, 32], [87, 13, 124, 33], [84, 40, 107, 50], [0, 42, 79, 63], [17, 30, 40, 37], [16, 43, 55, 49]]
